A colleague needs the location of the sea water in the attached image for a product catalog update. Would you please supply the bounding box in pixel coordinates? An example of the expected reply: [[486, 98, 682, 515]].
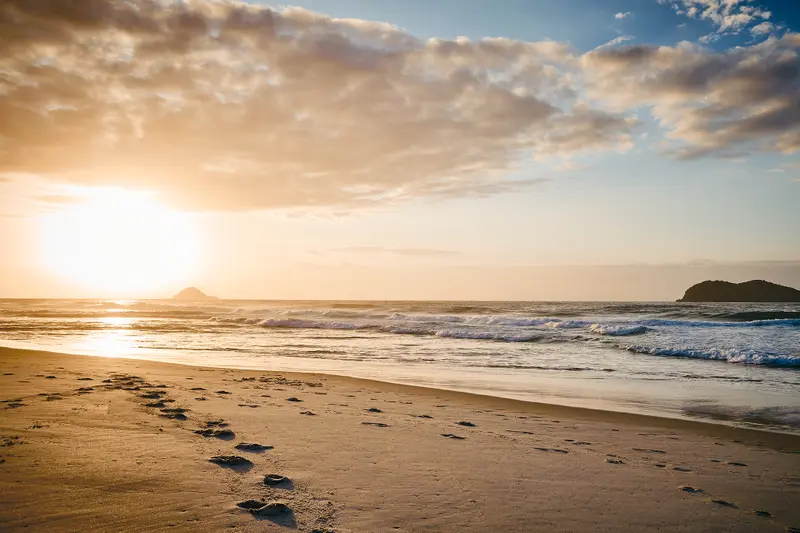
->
[[1, 299, 798, 432]]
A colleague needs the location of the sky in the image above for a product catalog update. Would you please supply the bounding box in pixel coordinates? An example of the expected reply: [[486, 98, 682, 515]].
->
[[0, 0, 798, 300]]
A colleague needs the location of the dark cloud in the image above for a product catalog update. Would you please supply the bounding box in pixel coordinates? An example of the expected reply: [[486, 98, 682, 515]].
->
[[0, 0, 632, 211]]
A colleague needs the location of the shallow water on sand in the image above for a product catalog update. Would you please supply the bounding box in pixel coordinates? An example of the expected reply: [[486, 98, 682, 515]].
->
[[1, 299, 798, 432]]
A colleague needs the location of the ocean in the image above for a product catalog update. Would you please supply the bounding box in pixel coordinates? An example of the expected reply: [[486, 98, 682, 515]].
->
[[1, 299, 798, 432]]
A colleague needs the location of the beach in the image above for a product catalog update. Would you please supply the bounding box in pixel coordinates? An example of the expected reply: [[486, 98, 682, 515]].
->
[[1, 346, 798, 532]]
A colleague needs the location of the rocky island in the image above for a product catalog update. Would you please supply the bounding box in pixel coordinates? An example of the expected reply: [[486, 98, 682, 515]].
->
[[678, 280, 800, 302], [173, 287, 218, 301]]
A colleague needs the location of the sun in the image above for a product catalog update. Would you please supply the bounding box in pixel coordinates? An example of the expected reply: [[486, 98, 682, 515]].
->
[[39, 188, 200, 296]]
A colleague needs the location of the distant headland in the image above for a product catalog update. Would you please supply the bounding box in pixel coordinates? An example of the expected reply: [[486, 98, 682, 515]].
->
[[173, 287, 218, 301], [678, 280, 800, 302]]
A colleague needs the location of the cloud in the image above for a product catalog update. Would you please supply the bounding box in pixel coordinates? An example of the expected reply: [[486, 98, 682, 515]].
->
[[595, 35, 635, 50], [583, 33, 800, 158], [615, 12, 632, 20], [332, 246, 459, 257], [750, 21, 775, 36], [0, 0, 635, 211], [662, 0, 772, 41]]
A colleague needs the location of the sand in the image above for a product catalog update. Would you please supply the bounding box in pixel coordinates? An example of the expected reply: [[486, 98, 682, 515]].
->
[[0, 346, 798, 533]]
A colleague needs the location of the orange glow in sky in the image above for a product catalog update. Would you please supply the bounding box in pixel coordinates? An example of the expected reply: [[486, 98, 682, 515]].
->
[[38, 188, 200, 296]]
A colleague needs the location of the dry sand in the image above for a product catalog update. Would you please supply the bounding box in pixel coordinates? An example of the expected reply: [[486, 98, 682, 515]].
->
[[0, 346, 798, 532]]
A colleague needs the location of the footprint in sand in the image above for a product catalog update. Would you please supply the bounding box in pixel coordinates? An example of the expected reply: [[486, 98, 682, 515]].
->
[[6, 402, 25, 409], [709, 499, 737, 508], [535, 447, 569, 454], [365, 407, 382, 413], [139, 392, 165, 400], [456, 421, 475, 427], [606, 458, 625, 464], [727, 461, 747, 467], [190, 387, 206, 391], [160, 408, 189, 420], [145, 401, 167, 408], [508, 430, 535, 435], [209, 455, 253, 468], [45, 376, 56, 379], [633, 448, 666, 454], [286, 397, 302, 402], [441, 433, 465, 440], [237, 500, 292, 517], [263, 474, 289, 486], [238, 404, 260, 408], [76, 377, 93, 381], [235, 443, 274, 452], [215, 390, 232, 395], [194, 428, 235, 440], [362, 422, 389, 427], [300, 411, 316, 416], [753, 510, 772, 517], [679, 485, 703, 494], [672, 467, 693, 472]]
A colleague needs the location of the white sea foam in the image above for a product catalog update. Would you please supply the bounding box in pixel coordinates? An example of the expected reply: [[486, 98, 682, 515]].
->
[[589, 324, 649, 336]]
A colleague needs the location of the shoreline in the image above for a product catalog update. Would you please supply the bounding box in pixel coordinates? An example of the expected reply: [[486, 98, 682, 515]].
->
[[2, 340, 798, 438], [1, 346, 799, 532]]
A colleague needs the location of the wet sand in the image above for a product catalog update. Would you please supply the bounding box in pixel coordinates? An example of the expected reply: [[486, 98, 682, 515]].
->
[[0, 346, 798, 532]]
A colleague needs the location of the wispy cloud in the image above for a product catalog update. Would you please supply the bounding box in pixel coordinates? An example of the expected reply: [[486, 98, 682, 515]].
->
[[332, 246, 459, 257], [595, 35, 635, 50], [615, 12, 632, 20]]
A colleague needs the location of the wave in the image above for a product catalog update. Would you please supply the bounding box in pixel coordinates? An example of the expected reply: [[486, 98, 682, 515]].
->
[[624, 345, 800, 368], [641, 318, 800, 328], [588, 324, 649, 336], [716, 311, 800, 321]]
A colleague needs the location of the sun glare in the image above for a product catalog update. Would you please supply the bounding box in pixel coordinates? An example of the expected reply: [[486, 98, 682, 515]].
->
[[39, 188, 199, 296]]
